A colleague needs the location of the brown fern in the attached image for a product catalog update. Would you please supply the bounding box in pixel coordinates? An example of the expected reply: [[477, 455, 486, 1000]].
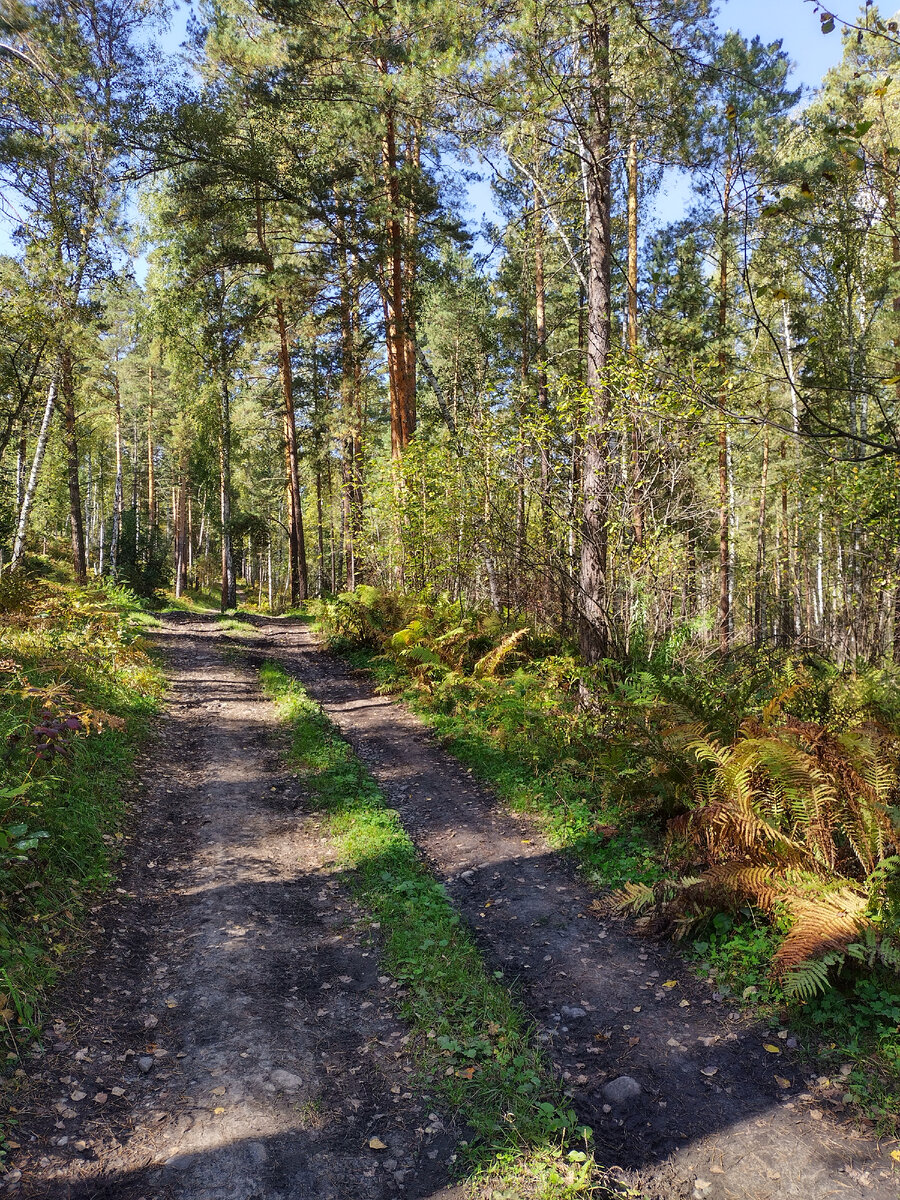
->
[[473, 628, 528, 678]]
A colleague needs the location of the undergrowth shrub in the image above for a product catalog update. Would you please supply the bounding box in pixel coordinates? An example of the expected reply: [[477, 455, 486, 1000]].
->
[[314, 587, 900, 1005], [0, 575, 163, 1040]]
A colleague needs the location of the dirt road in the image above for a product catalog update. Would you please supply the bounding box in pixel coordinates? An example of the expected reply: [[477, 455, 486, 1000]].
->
[[6, 612, 899, 1200], [6, 614, 460, 1199], [261, 615, 900, 1200]]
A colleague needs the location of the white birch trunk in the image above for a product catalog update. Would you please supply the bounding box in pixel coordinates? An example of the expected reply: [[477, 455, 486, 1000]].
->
[[10, 372, 58, 570]]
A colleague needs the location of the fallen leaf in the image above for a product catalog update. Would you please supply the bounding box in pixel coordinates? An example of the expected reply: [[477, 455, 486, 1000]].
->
[[679, 999, 690, 1008], [628, 1036, 640, 1047], [763, 1044, 781, 1054], [890, 1149, 900, 1162], [632, 1006, 641, 1013], [70, 1091, 86, 1102], [700, 1067, 718, 1077], [110, 1087, 125, 1097], [213, 1106, 225, 1115], [775, 1076, 791, 1088], [456, 1066, 476, 1079], [210, 1086, 226, 1096], [94, 1093, 108, 1105], [369, 1137, 387, 1150], [663, 980, 678, 988], [390, 1085, 401, 1094]]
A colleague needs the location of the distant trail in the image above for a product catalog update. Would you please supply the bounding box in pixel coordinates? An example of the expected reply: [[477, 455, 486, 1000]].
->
[[261, 615, 899, 1200], [8, 614, 461, 1200]]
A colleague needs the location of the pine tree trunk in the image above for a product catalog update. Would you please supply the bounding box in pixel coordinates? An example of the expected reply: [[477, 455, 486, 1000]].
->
[[717, 163, 733, 651], [276, 299, 308, 604], [516, 272, 528, 579], [253, 190, 307, 605], [110, 374, 123, 576], [147, 362, 157, 533], [219, 363, 236, 611], [382, 107, 414, 455], [754, 428, 769, 645], [534, 180, 552, 601], [174, 472, 188, 598], [339, 222, 363, 592], [577, 11, 613, 663], [627, 136, 643, 547]]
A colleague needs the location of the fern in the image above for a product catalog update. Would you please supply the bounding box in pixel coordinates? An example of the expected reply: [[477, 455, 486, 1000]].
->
[[611, 881, 656, 914], [783, 957, 834, 1001], [474, 628, 528, 678]]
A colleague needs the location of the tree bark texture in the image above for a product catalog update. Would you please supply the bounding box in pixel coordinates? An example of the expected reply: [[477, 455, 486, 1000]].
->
[[60, 351, 87, 584], [578, 12, 613, 663], [11, 371, 58, 570]]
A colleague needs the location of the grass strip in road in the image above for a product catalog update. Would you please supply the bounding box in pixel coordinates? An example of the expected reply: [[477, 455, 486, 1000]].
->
[[260, 660, 606, 1198]]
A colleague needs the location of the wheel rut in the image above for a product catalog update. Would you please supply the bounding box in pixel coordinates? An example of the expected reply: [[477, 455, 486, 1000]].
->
[[259, 615, 900, 1200], [6, 614, 462, 1200]]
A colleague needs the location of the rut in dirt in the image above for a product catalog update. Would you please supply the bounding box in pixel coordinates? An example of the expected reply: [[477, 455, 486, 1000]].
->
[[256, 614, 900, 1200], [6, 614, 461, 1200]]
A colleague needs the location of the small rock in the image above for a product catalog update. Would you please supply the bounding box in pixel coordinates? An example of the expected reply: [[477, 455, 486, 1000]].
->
[[561, 1005, 586, 1019], [270, 1069, 303, 1091], [137, 1056, 154, 1074], [165, 1154, 192, 1171], [601, 1075, 641, 1105]]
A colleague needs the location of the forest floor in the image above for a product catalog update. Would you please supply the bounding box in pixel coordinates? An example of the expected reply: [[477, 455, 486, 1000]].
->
[[4, 611, 900, 1199]]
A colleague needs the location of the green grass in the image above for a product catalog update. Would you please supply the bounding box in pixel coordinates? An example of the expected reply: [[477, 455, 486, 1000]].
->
[[217, 614, 256, 637], [310, 606, 900, 1135], [260, 660, 606, 1198], [0, 577, 164, 1050], [339, 647, 661, 892]]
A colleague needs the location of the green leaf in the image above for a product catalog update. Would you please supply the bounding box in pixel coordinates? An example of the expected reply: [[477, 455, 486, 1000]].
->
[[821, 14, 835, 33]]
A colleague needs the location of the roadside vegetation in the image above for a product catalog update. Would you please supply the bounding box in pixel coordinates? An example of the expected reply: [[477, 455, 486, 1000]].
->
[[260, 660, 604, 1198], [0, 568, 164, 1052], [313, 585, 900, 1128]]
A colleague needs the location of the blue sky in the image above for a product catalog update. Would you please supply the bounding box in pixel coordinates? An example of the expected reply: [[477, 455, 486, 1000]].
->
[[457, 0, 851, 245], [0, 1, 855, 263], [642, 0, 848, 227]]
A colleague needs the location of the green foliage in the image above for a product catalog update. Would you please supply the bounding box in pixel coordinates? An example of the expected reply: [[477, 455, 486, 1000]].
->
[[316, 587, 900, 1118], [0, 577, 163, 1045]]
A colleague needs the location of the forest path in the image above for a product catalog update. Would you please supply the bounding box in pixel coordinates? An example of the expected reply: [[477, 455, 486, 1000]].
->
[[255, 615, 900, 1200], [7, 613, 461, 1200]]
